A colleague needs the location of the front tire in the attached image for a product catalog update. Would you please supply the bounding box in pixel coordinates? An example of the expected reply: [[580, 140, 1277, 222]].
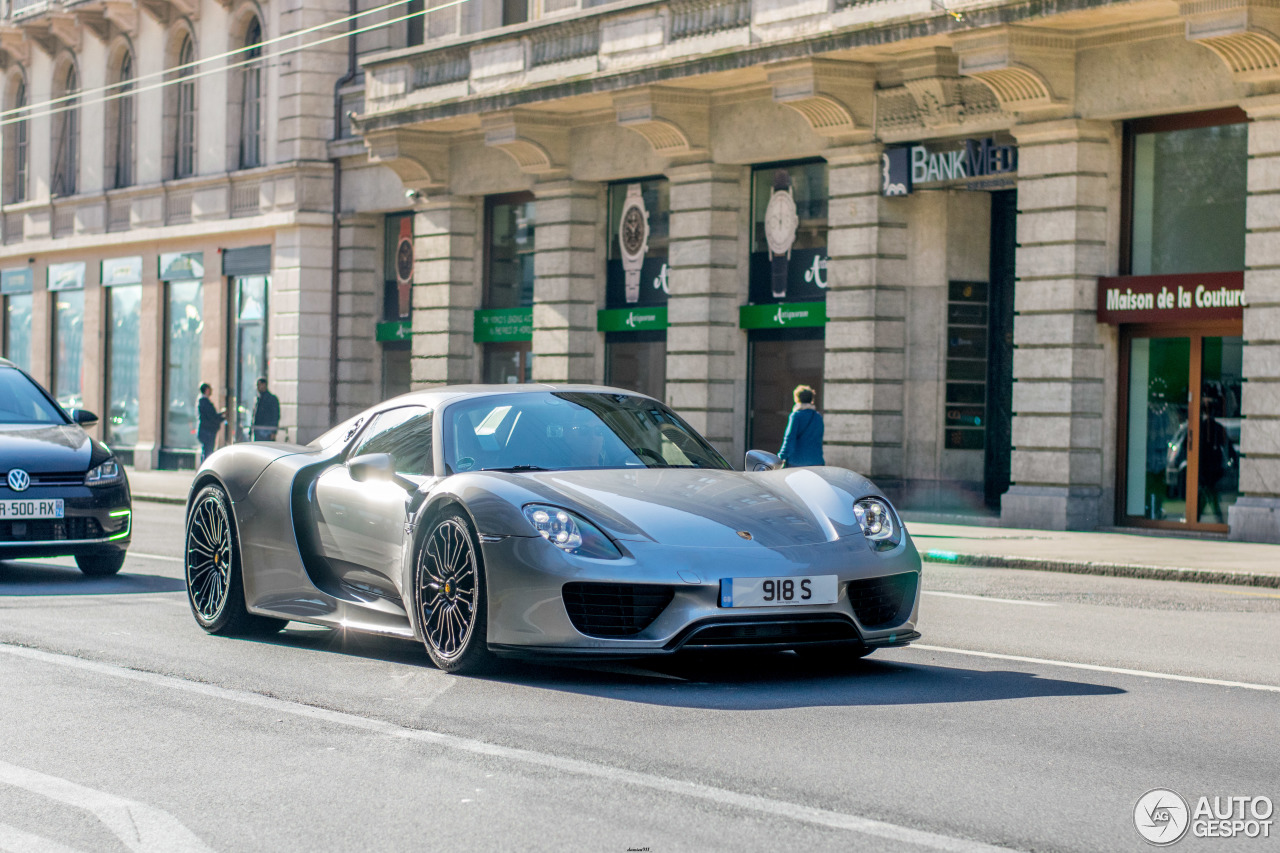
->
[[185, 484, 286, 637], [76, 552, 126, 576], [415, 509, 494, 674]]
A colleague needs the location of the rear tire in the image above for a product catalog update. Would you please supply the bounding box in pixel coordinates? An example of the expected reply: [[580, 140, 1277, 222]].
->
[[185, 484, 286, 637], [76, 552, 126, 576], [414, 509, 495, 674]]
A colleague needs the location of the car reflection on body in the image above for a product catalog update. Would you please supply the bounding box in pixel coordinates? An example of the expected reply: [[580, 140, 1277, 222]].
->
[[184, 386, 922, 673], [0, 358, 132, 575]]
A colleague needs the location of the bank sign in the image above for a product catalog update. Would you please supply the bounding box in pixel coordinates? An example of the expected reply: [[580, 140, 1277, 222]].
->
[[1097, 272, 1246, 324], [882, 137, 1017, 196]]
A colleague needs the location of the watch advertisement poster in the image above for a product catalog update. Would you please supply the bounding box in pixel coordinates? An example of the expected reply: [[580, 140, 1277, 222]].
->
[[749, 162, 828, 305], [606, 179, 669, 310]]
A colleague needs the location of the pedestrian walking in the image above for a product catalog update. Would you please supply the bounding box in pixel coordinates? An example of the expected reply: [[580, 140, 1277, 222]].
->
[[251, 377, 281, 441], [196, 383, 225, 463], [779, 384, 824, 467]]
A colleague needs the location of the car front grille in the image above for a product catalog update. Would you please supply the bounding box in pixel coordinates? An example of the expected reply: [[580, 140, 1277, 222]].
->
[[31, 472, 86, 486], [678, 618, 860, 648], [562, 582, 674, 638], [0, 517, 104, 543], [846, 573, 917, 629]]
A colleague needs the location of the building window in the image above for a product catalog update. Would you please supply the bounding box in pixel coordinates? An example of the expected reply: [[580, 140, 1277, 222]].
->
[[109, 52, 136, 189], [239, 18, 264, 170], [4, 77, 28, 204], [173, 36, 197, 179], [1126, 110, 1247, 276], [52, 65, 79, 197]]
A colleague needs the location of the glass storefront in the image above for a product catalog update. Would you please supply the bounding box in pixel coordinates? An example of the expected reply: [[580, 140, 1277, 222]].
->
[[3, 293, 32, 371], [230, 275, 268, 441], [482, 193, 535, 381], [482, 342, 534, 384], [164, 280, 204, 452], [605, 333, 665, 401], [747, 330, 825, 454], [106, 284, 142, 448], [603, 179, 669, 401], [52, 288, 84, 409]]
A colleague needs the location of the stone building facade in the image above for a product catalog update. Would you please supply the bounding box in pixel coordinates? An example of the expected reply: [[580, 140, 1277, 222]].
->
[[352, 0, 1280, 542]]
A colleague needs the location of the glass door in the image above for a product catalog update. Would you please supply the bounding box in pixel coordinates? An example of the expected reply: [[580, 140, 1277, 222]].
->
[[1121, 329, 1242, 529], [229, 275, 268, 442]]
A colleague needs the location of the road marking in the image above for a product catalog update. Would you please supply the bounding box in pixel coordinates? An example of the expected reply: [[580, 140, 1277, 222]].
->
[[0, 643, 1013, 853], [911, 645, 1280, 694], [1217, 589, 1280, 599], [0, 759, 211, 853], [0, 822, 86, 853], [921, 591, 1055, 607]]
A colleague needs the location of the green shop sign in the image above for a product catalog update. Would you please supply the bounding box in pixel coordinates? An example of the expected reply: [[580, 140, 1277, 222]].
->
[[474, 307, 532, 343], [376, 319, 412, 342], [597, 306, 667, 333], [738, 301, 827, 330]]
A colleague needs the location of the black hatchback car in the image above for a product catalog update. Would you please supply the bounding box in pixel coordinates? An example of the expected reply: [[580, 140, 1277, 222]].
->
[[0, 358, 131, 575]]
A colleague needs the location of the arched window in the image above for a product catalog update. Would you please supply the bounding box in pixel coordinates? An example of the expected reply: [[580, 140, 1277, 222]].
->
[[4, 77, 29, 203], [52, 65, 79, 197], [109, 51, 136, 189], [239, 17, 264, 169], [174, 36, 197, 178]]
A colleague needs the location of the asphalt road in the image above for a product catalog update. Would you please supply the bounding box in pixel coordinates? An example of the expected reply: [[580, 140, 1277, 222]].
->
[[1, 503, 1277, 853]]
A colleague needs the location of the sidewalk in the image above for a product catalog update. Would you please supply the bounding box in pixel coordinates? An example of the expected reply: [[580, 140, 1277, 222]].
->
[[124, 467, 1280, 588], [905, 519, 1280, 589]]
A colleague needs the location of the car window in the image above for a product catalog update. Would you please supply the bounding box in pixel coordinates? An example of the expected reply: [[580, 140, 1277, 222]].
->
[[0, 367, 67, 425], [351, 406, 434, 476]]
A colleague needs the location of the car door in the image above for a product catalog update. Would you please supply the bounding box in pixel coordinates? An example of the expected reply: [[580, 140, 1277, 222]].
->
[[312, 406, 435, 597]]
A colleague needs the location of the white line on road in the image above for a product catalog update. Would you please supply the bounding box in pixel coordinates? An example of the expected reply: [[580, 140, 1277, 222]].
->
[[0, 760, 212, 853], [0, 822, 86, 853], [911, 645, 1280, 693], [0, 643, 1013, 853], [921, 591, 1056, 607]]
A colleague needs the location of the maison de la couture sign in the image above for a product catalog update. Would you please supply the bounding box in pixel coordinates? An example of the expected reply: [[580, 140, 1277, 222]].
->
[[1096, 272, 1247, 324]]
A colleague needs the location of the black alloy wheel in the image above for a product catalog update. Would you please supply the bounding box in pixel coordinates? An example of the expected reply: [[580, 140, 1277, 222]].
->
[[415, 509, 494, 674], [185, 484, 285, 636]]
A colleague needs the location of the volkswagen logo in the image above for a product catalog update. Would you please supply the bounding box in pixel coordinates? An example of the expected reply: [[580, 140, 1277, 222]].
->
[[7, 469, 30, 492]]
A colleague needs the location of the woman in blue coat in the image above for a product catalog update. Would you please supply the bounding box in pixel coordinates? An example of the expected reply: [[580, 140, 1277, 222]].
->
[[779, 385, 824, 467]]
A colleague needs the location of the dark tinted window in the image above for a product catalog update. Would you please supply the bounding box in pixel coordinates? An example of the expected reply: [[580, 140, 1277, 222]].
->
[[0, 366, 66, 424], [352, 406, 434, 476]]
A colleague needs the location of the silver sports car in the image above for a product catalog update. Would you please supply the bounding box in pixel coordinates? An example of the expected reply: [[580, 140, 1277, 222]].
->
[[184, 386, 921, 673]]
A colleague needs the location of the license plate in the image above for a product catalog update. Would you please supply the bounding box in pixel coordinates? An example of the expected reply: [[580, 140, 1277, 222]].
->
[[0, 499, 64, 520], [719, 575, 838, 608]]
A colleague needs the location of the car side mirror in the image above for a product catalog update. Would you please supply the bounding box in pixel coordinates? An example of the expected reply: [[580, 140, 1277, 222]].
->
[[348, 453, 415, 491], [70, 409, 99, 427], [745, 450, 783, 472]]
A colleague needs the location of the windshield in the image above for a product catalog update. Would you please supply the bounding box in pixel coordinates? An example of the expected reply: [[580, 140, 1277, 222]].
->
[[0, 367, 68, 425], [442, 392, 731, 474]]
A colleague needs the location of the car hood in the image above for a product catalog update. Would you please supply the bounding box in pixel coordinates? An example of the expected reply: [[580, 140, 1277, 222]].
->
[[0, 423, 96, 473], [518, 467, 876, 549]]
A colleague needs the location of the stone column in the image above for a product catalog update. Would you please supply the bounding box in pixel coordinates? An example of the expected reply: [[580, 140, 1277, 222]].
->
[[1002, 119, 1114, 530], [132, 268, 164, 471], [412, 197, 478, 387], [822, 144, 907, 489], [335, 215, 379, 416], [1231, 96, 1280, 542], [272, 224, 335, 443], [665, 162, 747, 460], [531, 180, 600, 384]]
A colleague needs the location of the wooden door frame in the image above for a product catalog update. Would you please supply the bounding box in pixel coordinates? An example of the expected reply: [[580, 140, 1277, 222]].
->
[[1115, 321, 1242, 532]]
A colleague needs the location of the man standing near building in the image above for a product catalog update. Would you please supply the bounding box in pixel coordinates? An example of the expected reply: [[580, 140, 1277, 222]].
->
[[196, 383, 225, 463], [252, 377, 280, 442]]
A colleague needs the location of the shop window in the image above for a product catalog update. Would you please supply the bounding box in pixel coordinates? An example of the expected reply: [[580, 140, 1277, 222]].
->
[[52, 289, 85, 409], [3, 293, 32, 371], [384, 212, 415, 321], [106, 284, 142, 448], [1127, 111, 1247, 276], [230, 275, 269, 441], [603, 178, 670, 400], [482, 193, 535, 383], [749, 161, 828, 304], [164, 279, 204, 451]]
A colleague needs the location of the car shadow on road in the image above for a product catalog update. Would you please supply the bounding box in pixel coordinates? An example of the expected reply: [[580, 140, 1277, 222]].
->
[[0, 560, 185, 596], [488, 652, 1127, 709]]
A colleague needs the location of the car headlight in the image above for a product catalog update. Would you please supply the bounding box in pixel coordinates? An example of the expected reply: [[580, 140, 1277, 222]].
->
[[85, 458, 124, 487], [854, 497, 900, 551], [522, 504, 621, 559]]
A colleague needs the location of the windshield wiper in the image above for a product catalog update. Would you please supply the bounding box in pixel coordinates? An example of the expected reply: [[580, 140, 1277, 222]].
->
[[480, 465, 550, 472]]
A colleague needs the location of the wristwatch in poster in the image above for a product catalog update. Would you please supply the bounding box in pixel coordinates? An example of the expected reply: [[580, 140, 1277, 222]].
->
[[618, 183, 650, 304], [395, 216, 414, 319], [763, 170, 799, 299]]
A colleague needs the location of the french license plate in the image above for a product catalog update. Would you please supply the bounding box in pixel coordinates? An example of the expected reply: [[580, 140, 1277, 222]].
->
[[0, 499, 64, 520], [719, 575, 838, 608]]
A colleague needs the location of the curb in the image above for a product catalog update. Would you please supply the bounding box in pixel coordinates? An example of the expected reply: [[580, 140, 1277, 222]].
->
[[922, 550, 1280, 589], [133, 494, 187, 506]]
